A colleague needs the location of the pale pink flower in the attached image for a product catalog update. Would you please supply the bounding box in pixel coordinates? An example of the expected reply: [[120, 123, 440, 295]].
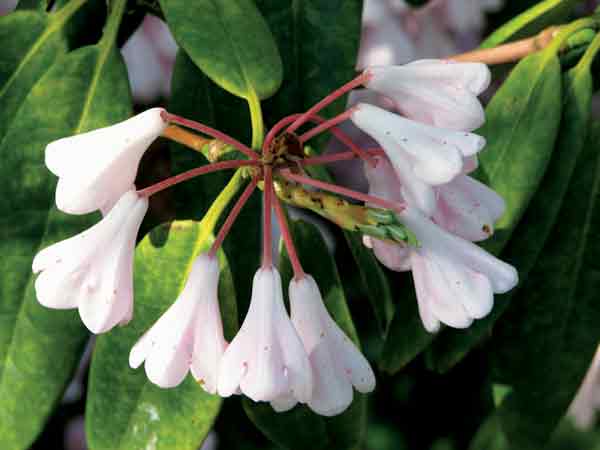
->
[[0, 0, 17, 15], [362, 157, 516, 330], [217, 268, 312, 406], [444, 0, 504, 33], [363, 59, 490, 130], [363, 156, 412, 271], [569, 346, 600, 429], [129, 254, 226, 392], [352, 103, 485, 214], [286, 275, 376, 416], [45, 108, 167, 215], [358, 0, 416, 69], [121, 15, 178, 104], [32, 190, 148, 334], [402, 6, 459, 60], [364, 150, 499, 243], [358, 1, 458, 70], [401, 207, 518, 332], [433, 175, 505, 242], [363, 235, 412, 272]]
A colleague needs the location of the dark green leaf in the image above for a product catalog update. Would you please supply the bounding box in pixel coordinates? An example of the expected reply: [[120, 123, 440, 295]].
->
[[344, 232, 395, 335], [468, 414, 509, 450], [0, 41, 131, 449], [478, 49, 563, 254], [160, 0, 282, 101], [428, 47, 564, 373], [481, 0, 579, 48], [470, 416, 600, 450], [256, 0, 363, 123], [244, 220, 367, 450], [16, 0, 47, 11], [0, 11, 64, 140], [87, 221, 238, 450], [168, 51, 237, 221], [0, 1, 88, 142], [168, 49, 260, 312], [243, 401, 330, 450], [485, 121, 600, 449], [378, 275, 435, 374]]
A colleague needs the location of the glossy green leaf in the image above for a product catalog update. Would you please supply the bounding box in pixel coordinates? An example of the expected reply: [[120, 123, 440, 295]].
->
[[256, 0, 363, 122], [497, 37, 599, 280], [471, 416, 600, 450], [468, 414, 509, 450], [478, 49, 563, 254], [169, 50, 252, 221], [168, 49, 260, 311], [0, 1, 88, 142], [244, 220, 367, 450], [16, 0, 47, 11], [378, 275, 434, 374], [160, 0, 282, 101], [427, 46, 564, 373], [481, 0, 579, 48], [87, 221, 238, 450], [484, 121, 600, 449], [0, 37, 131, 449], [344, 233, 395, 335], [168, 53, 235, 221]]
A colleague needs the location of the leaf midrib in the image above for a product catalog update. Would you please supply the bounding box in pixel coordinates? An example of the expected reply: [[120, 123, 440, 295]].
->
[[556, 132, 600, 355], [211, 0, 256, 100], [484, 53, 556, 184], [0, 43, 117, 388], [0, 20, 54, 101], [0, 0, 85, 102]]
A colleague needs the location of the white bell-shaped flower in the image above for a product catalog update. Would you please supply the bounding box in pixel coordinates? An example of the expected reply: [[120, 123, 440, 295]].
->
[[433, 175, 506, 242], [363, 59, 491, 131], [352, 103, 485, 214], [217, 267, 312, 406], [400, 208, 518, 332], [45, 108, 167, 215], [129, 254, 227, 392], [288, 275, 376, 416], [32, 190, 148, 334]]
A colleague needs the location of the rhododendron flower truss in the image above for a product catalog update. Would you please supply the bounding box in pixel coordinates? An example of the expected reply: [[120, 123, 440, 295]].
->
[[31, 58, 518, 417]]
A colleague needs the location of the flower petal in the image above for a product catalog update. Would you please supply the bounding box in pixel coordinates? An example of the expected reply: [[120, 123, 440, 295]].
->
[[218, 268, 309, 403], [434, 175, 505, 242], [365, 60, 490, 130], [401, 207, 518, 293], [410, 250, 473, 329], [33, 191, 147, 334], [290, 276, 373, 416], [190, 255, 227, 395], [46, 108, 166, 214]]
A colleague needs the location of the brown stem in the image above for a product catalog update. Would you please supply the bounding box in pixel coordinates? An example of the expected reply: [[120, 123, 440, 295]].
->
[[163, 125, 244, 163], [449, 26, 559, 65], [163, 125, 210, 151]]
